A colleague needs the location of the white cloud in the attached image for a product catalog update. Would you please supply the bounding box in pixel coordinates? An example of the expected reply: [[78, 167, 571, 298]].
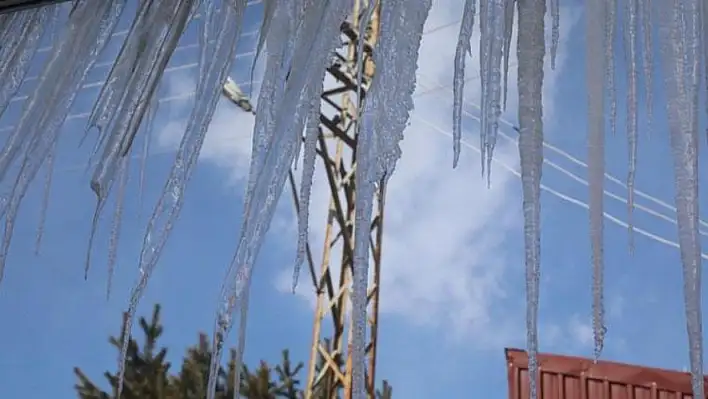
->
[[568, 315, 594, 347], [539, 315, 595, 353], [158, 1, 581, 348]]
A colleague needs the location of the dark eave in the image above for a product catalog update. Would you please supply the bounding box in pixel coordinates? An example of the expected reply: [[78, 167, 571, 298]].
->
[[0, 0, 71, 15]]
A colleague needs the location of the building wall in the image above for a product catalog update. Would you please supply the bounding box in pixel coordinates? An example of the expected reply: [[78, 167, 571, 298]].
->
[[506, 348, 705, 399]]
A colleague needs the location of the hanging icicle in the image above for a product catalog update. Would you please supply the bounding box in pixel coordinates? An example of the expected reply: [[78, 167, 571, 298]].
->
[[207, 0, 347, 397], [657, 0, 704, 397], [0, 3, 707, 399], [623, 0, 639, 252], [452, 0, 476, 168], [515, 0, 546, 397], [587, 0, 608, 362]]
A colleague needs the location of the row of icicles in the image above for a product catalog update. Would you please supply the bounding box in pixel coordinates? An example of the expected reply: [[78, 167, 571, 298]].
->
[[0, 0, 705, 398]]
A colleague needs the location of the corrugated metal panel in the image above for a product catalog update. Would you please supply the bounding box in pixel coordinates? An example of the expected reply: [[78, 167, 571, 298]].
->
[[506, 348, 708, 399]]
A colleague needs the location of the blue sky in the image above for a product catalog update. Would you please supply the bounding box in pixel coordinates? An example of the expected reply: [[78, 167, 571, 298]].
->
[[1, 0, 707, 398]]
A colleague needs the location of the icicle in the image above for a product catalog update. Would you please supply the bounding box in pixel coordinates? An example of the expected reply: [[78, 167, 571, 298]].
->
[[242, 0, 295, 218], [355, 0, 377, 116], [198, 0, 217, 82], [352, 0, 430, 395], [115, 1, 247, 397], [587, 0, 607, 362], [34, 139, 57, 255], [291, 78, 322, 292], [138, 96, 159, 219], [84, 195, 105, 280], [249, 0, 277, 88], [605, 0, 617, 137], [452, 0, 475, 168], [0, 13, 17, 45], [501, 0, 515, 109], [639, 0, 654, 136], [624, 0, 639, 253], [91, 0, 195, 205], [516, 0, 545, 397], [230, 278, 251, 399], [107, 156, 129, 300], [0, 6, 54, 119], [209, 0, 349, 397], [658, 1, 704, 397], [549, 0, 560, 69], [91, 0, 190, 280], [85, 0, 157, 134], [701, 0, 708, 142], [0, 0, 124, 283], [284, 0, 308, 166], [0, 0, 122, 178], [478, 0, 505, 184]]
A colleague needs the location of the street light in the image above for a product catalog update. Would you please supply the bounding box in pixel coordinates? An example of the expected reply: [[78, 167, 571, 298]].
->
[[222, 77, 254, 114]]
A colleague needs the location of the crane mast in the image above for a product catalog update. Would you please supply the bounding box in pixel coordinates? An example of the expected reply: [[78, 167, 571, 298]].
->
[[301, 1, 383, 398]]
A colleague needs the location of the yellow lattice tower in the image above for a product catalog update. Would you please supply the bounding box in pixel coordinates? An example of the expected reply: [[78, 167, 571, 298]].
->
[[299, 1, 382, 398]]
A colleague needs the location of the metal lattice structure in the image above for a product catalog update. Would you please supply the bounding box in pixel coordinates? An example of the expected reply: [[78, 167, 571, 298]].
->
[[298, 1, 383, 398]]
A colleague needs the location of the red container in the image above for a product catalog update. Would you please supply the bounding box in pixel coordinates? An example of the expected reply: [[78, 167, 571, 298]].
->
[[506, 348, 707, 398]]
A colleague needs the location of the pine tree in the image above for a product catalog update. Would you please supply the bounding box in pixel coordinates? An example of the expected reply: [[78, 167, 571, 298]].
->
[[73, 304, 393, 399], [274, 350, 303, 399], [240, 360, 280, 398], [74, 305, 173, 399], [375, 381, 392, 399], [173, 333, 213, 399]]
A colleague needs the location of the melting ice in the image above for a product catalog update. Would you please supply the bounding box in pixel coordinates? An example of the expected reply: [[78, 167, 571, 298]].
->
[[0, 1, 706, 399]]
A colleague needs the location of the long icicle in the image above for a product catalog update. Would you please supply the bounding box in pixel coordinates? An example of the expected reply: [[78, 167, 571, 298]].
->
[[588, 0, 607, 361], [605, 0, 617, 138], [452, 0, 476, 168], [516, 0, 545, 397], [658, 0, 704, 397], [501, 0, 516, 109], [209, 0, 350, 397], [351, 0, 431, 394], [639, 0, 654, 137], [106, 155, 130, 300], [122, 0, 247, 395], [291, 76, 322, 291], [701, 0, 708, 143], [624, 0, 639, 253], [549, 0, 560, 69], [0, 6, 54, 119], [34, 138, 57, 255], [0, 0, 124, 283]]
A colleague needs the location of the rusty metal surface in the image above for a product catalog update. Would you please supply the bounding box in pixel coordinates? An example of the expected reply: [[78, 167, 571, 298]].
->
[[506, 348, 708, 399]]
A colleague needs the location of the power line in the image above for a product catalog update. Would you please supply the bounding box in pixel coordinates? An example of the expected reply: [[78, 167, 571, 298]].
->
[[3, 14, 690, 260], [412, 113, 708, 261], [13, 55, 688, 250], [22, 28, 261, 86], [52, 76, 262, 173], [1, 45, 260, 133], [30, 0, 264, 55], [8, 29, 261, 106], [46, 66, 696, 263], [409, 17, 682, 219], [413, 77, 708, 235]]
